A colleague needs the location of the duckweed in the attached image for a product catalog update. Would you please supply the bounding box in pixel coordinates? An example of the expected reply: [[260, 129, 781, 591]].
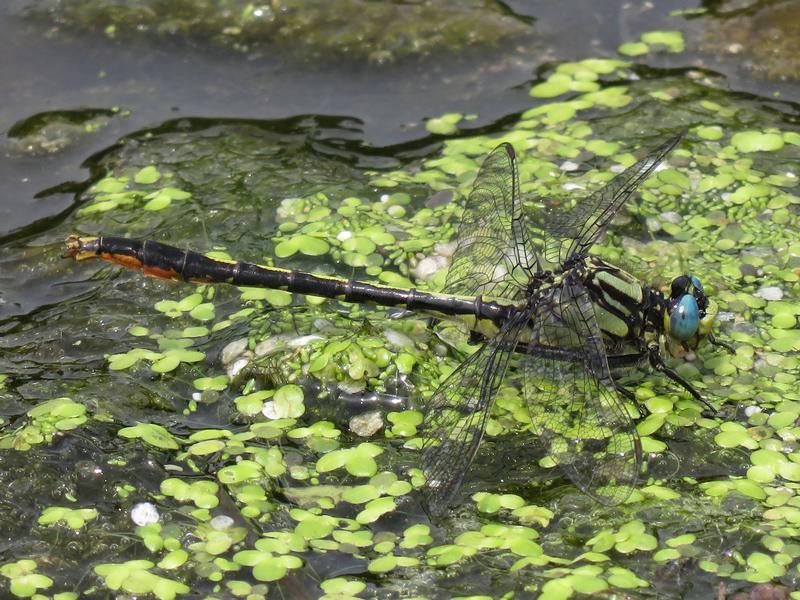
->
[[94, 561, 190, 600], [0, 560, 54, 598], [426, 113, 465, 135], [38, 506, 98, 530], [356, 497, 396, 524], [160, 478, 219, 509], [233, 541, 303, 582], [320, 577, 366, 598], [119, 423, 180, 450], [316, 442, 383, 477], [0, 397, 88, 451], [14, 15, 800, 598]]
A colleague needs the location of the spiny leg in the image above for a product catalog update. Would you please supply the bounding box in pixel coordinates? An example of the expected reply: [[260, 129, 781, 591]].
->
[[646, 342, 716, 414], [613, 381, 648, 418], [708, 333, 735, 354]]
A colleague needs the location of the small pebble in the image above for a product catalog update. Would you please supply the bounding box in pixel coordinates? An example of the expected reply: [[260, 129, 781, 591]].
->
[[744, 405, 762, 417], [131, 502, 159, 526], [660, 211, 682, 224], [210, 515, 235, 531], [288, 334, 325, 348], [426, 189, 454, 208], [645, 217, 661, 232], [414, 255, 449, 281], [350, 410, 384, 437], [717, 311, 735, 323], [559, 160, 579, 172], [385, 329, 414, 348], [753, 286, 783, 301], [227, 357, 251, 379], [434, 241, 458, 258], [220, 338, 248, 366], [262, 401, 280, 420]]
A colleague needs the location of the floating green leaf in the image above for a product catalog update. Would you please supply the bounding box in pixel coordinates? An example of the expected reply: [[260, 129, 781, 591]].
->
[[119, 423, 180, 450]]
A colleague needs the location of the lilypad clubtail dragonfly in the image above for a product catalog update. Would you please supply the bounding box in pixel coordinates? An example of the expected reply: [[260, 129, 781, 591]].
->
[[65, 132, 731, 516]]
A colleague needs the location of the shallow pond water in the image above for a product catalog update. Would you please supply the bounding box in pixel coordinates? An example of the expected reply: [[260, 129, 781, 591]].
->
[[1, 1, 800, 599]]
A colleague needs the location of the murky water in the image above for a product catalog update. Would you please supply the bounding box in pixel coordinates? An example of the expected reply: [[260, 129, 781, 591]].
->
[[1, 1, 799, 598]]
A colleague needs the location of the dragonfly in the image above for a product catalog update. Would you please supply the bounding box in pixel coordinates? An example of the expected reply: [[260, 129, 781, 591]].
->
[[64, 132, 731, 516]]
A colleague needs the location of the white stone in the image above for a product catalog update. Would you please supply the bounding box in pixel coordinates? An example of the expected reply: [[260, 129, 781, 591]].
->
[[220, 338, 248, 365], [559, 160, 579, 172], [753, 287, 783, 301], [413, 255, 449, 281], [349, 410, 384, 437], [744, 405, 761, 417], [288, 334, 325, 348], [660, 211, 682, 224], [210, 515, 235, 530], [131, 502, 159, 526], [227, 357, 251, 379], [262, 401, 280, 420], [255, 334, 289, 357], [385, 329, 413, 348]]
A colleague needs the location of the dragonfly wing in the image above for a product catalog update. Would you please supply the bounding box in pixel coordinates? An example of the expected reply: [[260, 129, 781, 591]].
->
[[420, 309, 530, 516], [443, 143, 533, 301], [537, 133, 684, 267], [523, 281, 641, 504]]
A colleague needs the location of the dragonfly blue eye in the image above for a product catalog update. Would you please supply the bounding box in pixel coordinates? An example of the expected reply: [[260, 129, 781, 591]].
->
[[670, 294, 700, 341], [690, 275, 703, 294]]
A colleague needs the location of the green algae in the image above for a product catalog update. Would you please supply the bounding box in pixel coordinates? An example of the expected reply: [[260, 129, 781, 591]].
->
[[38, 506, 99, 530], [3, 31, 800, 600], [699, 0, 800, 81], [94, 561, 190, 600], [0, 397, 88, 451], [27, 0, 533, 64], [618, 30, 684, 56], [5, 107, 120, 157], [0, 560, 55, 598]]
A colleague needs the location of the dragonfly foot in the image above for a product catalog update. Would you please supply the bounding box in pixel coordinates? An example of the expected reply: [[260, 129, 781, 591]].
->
[[648, 344, 717, 415], [614, 382, 646, 418], [709, 334, 735, 355]]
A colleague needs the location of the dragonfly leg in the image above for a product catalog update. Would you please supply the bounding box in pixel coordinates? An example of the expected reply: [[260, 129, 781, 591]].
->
[[708, 333, 735, 354], [647, 343, 716, 414], [614, 381, 647, 418]]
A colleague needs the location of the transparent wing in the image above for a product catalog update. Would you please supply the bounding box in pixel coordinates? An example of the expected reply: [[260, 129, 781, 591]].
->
[[523, 281, 641, 504], [420, 309, 531, 516], [535, 133, 684, 267], [443, 143, 534, 301]]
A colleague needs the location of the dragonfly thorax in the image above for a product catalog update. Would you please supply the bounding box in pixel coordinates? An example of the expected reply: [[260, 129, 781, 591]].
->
[[524, 270, 558, 300]]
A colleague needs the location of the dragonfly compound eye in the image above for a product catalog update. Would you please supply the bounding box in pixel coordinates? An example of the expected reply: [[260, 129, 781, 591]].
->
[[668, 294, 700, 341], [690, 275, 704, 295], [669, 275, 694, 301]]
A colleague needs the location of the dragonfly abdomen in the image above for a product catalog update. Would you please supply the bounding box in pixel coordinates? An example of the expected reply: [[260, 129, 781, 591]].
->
[[64, 235, 513, 323]]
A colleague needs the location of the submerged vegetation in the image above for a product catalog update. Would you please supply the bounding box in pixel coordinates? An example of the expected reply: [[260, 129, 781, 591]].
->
[[699, 0, 800, 81], [2, 8, 800, 600], [25, 0, 533, 63]]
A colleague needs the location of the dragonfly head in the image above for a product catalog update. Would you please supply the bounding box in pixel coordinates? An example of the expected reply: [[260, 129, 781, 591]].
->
[[663, 275, 718, 353]]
